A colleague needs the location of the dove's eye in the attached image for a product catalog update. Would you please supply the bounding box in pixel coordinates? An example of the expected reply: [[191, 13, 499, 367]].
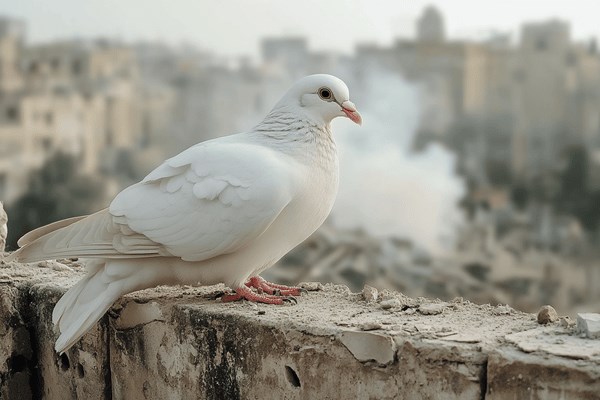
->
[[318, 87, 333, 101]]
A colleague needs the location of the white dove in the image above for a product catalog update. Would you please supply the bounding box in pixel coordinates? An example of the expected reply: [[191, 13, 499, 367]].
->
[[8, 74, 361, 353]]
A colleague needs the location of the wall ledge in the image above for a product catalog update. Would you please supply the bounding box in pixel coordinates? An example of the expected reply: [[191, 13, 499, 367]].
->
[[1, 258, 599, 399]]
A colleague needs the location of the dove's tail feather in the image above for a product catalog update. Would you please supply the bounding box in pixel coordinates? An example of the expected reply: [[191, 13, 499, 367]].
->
[[52, 259, 170, 353], [53, 261, 123, 353], [52, 260, 104, 327], [17, 215, 88, 247]]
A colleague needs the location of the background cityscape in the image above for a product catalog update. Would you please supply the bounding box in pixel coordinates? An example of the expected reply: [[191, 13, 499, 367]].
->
[[1, 3, 600, 315]]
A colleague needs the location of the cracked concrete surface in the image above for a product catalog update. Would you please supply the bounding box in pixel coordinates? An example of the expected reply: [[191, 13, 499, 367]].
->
[[1, 259, 599, 399]]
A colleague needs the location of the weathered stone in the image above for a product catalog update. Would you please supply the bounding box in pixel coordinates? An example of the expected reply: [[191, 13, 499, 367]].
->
[[395, 339, 486, 398], [380, 298, 401, 309], [339, 331, 395, 364], [108, 284, 491, 399], [27, 282, 111, 400], [418, 302, 446, 315], [359, 322, 382, 331], [487, 347, 600, 399], [559, 316, 575, 328], [491, 304, 513, 315], [0, 261, 110, 400], [438, 333, 482, 343], [577, 313, 600, 339], [537, 305, 558, 324], [361, 285, 378, 302], [38, 260, 74, 272], [109, 299, 437, 399], [114, 300, 164, 329], [298, 281, 323, 291], [504, 326, 600, 360], [0, 284, 32, 400], [1, 260, 599, 399]]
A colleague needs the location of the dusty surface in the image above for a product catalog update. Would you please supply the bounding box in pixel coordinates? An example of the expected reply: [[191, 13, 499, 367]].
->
[[1, 259, 600, 399], [0, 258, 110, 399], [116, 279, 538, 348]]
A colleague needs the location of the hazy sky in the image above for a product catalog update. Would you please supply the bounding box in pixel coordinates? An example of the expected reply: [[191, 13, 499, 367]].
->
[[2, 0, 600, 58]]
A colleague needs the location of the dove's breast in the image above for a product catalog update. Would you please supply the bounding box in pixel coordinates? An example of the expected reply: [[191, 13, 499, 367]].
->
[[167, 133, 340, 288], [247, 143, 340, 274], [281, 159, 339, 233]]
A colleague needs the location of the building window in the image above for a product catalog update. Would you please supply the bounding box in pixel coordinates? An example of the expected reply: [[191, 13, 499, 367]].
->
[[51, 58, 60, 70], [41, 138, 52, 151], [72, 60, 82, 75], [513, 70, 526, 83], [28, 61, 39, 74], [6, 106, 19, 122], [45, 112, 53, 126], [535, 38, 548, 51], [106, 129, 113, 146]]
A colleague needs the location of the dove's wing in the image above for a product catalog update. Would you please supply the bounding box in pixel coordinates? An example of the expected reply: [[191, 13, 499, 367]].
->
[[10, 139, 298, 263], [109, 140, 297, 262]]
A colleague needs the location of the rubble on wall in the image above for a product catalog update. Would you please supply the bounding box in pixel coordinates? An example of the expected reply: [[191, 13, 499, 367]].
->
[[267, 222, 600, 314]]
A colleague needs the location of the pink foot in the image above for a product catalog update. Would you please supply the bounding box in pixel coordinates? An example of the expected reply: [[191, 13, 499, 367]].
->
[[245, 276, 306, 296], [221, 286, 296, 305]]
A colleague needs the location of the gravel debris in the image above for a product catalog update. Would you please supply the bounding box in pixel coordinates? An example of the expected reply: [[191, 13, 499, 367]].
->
[[559, 316, 575, 328], [299, 282, 324, 291], [537, 305, 558, 324], [492, 305, 514, 316], [362, 285, 378, 302], [380, 299, 401, 310], [359, 322, 382, 331], [418, 303, 446, 315], [576, 313, 600, 339]]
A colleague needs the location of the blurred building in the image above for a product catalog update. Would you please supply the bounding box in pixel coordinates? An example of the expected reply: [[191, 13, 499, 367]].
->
[[1, 7, 600, 313], [0, 17, 25, 92], [356, 8, 488, 145], [354, 8, 600, 186], [2, 6, 599, 211], [261, 37, 309, 79], [416, 5, 446, 43], [0, 20, 176, 203], [0, 17, 30, 202]]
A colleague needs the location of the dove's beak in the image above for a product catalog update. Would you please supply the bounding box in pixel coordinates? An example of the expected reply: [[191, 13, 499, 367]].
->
[[341, 101, 362, 125]]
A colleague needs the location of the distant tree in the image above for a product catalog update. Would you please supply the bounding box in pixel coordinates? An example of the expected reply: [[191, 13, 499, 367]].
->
[[511, 182, 530, 210], [581, 190, 600, 232], [553, 146, 600, 231], [6, 153, 107, 250], [445, 116, 482, 155], [559, 146, 588, 201], [485, 160, 512, 186]]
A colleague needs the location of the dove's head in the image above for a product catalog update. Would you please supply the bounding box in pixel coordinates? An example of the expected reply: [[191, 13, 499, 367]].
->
[[275, 74, 362, 126]]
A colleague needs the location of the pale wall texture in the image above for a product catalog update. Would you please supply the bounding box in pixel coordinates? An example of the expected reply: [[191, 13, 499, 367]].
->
[[0, 259, 599, 399]]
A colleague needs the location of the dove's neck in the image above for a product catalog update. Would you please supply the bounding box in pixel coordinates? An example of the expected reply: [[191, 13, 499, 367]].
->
[[254, 105, 326, 134], [250, 107, 337, 168]]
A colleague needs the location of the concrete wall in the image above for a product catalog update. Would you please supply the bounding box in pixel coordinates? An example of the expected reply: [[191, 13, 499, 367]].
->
[[1, 260, 599, 399]]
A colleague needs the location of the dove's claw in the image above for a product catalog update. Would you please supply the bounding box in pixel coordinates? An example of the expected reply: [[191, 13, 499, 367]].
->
[[245, 276, 306, 297], [221, 286, 288, 305], [283, 296, 298, 305]]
